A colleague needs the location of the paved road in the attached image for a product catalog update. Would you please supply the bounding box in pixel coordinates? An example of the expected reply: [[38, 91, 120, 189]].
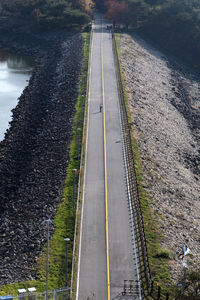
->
[[76, 16, 139, 300]]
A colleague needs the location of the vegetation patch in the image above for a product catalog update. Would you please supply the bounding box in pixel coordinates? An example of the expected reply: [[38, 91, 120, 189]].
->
[[0, 32, 90, 296], [95, 0, 200, 69], [0, 0, 89, 30]]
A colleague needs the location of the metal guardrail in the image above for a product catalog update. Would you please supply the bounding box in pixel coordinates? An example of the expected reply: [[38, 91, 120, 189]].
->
[[112, 33, 171, 300]]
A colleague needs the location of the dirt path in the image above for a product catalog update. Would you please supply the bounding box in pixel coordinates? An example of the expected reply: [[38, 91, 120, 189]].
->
[[120, 34, 200, 282]]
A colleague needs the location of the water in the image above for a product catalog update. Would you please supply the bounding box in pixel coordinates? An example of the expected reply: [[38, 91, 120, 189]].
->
[[0, 50, 33, 141]]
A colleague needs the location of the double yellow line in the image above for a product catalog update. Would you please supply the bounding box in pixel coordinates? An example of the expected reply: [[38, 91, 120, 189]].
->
[[101, 24, 111, 300]]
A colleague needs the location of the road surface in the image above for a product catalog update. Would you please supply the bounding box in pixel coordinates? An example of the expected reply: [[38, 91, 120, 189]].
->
[[76, 16, 140, 300]]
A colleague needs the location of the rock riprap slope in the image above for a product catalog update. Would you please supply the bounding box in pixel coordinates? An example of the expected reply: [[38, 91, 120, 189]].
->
[[120, 34, 200, 281], [0, 33, 83, 285]]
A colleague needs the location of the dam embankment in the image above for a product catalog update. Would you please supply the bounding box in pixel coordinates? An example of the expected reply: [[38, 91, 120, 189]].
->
[[120, 33, 200, 282], [0, 18, 83, 285]]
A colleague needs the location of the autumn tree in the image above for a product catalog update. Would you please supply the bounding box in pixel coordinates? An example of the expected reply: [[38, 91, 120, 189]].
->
[[105, 0, 128, 27], [105, 0, 147, 28]]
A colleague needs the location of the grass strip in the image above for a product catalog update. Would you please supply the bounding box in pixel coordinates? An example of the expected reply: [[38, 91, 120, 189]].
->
[[115, 33, 173, 297], [0, 32, 90, 296]]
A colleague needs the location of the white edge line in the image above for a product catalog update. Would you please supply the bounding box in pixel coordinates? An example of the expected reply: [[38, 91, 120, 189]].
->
[[75, 29, 93, 300]]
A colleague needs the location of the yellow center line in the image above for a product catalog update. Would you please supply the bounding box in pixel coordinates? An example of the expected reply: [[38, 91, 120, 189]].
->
[[101, 23, 111, 300]]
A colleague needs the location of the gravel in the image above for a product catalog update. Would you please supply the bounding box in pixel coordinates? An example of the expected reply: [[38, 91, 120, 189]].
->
[[120, 34, 200, 282]]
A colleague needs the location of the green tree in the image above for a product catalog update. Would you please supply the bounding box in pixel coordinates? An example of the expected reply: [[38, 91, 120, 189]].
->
[[37, 0, 89, 29], [128, 0, 148, 27], [1, 0, 43, 16], [0, 0, 89, 29]]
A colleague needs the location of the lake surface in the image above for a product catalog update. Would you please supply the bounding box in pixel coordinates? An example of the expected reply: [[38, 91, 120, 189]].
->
[[0, 50, 33, 141]]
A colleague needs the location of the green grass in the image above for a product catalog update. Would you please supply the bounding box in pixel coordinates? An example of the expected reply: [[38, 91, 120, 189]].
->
[[0, 32, 90, 296], [115, 33, 173, 297]]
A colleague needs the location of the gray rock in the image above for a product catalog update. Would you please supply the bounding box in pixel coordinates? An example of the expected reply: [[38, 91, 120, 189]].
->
[[120, 33, 200, 282]]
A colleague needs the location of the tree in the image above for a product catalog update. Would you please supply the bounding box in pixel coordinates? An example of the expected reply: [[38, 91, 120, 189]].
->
[[37, 0, 89, 29], [92, 0, 107, 11], [128, 0, 148, 27], [0, 0, 90, 29], [1, 0, 43, 16], [105, 0, 148, 28], [105, 0, 129, 28]]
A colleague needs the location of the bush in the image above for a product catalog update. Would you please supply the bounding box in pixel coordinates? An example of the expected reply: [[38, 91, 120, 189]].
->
[[154, 249, 171, 259]]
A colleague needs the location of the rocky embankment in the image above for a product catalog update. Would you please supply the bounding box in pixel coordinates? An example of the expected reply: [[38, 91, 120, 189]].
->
[[0, 20, 83, 285], [120, 34, 200, 282]]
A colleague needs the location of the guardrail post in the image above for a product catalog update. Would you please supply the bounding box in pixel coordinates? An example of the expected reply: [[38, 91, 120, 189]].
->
[[166, 292, 169, 300]]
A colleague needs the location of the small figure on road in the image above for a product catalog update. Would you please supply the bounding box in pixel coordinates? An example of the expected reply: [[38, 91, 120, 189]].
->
[[99, 104, 103, 112]]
